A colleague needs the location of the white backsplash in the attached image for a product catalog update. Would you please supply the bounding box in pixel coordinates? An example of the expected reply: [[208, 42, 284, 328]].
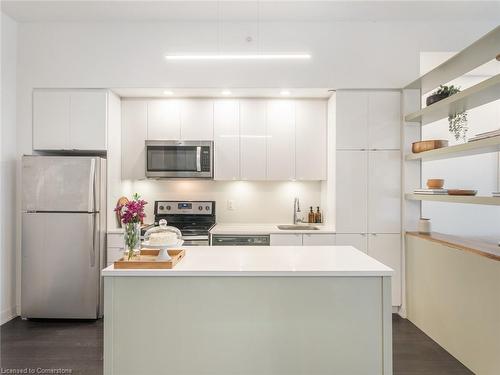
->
[[115, 180, 323, 226]]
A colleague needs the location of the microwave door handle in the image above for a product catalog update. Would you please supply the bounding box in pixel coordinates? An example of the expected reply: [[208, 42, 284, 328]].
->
[[196, 147, 202, 172]]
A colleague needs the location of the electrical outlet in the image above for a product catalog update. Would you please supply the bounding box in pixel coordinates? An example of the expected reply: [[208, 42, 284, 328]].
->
[[227, 200, 236, 210]]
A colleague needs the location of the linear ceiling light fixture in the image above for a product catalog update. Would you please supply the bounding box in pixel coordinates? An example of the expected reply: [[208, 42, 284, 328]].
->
[[165, 54, 311, 61]]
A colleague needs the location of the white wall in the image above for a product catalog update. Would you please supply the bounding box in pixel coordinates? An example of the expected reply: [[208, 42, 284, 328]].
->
[[115, 180, 322, 226], [1, 13, 18, 324], [420, 53, 500, 237]]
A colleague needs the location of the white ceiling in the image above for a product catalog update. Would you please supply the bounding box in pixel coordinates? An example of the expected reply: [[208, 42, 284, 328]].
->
[[3, 1, 500, 23], [112, 87, 333, 98]]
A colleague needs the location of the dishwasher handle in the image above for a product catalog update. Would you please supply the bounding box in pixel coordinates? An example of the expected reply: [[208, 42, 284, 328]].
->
[[212, 235, 270, 246]]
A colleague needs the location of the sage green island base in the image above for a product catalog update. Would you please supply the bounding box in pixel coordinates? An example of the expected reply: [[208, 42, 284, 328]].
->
[[103, 246, 393, 375]]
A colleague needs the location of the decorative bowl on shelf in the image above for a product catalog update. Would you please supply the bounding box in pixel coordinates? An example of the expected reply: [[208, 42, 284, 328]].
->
[[426, 179, 445, 189], [412, 140, 449, 153], [447, 189, 478, 196]]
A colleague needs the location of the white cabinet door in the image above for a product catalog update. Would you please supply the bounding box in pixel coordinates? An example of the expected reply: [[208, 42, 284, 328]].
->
[[368, 234, 401, 306], [270, 234, 303, 246], [70, 90, 107, 150], [295, 100, 327, 180], [336, 91, 368, 150], [147, 100, 181, 140], [368, 91, 401, 150], [267, 100, 295, 180], [122, 100, 148, 180], [335, 151, 368, 233], [180, 99, 214, 140], [240, 100, 267, 180], [302, 234, 336, 246], [214, 100, 239, 180], [335, 234, 368, 253], [368, 151, 401, 233], [33, 90, 70, 150]]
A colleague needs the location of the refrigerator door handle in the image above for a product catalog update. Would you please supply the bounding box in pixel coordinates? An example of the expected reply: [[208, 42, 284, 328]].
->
[[88, 158, 96, 212], [89, 215, 96, 268]]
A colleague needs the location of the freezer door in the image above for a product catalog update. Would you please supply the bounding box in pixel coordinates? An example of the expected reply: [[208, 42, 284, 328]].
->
[[22, 156, 100, 212], [21, 212, 100, 319]]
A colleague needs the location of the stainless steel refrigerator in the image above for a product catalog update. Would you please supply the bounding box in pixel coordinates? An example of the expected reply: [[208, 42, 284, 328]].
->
[[21, 155, 106, 319]]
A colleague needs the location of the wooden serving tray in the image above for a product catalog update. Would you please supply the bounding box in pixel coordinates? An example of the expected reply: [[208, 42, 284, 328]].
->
[[447, 189, 477, 196], [114, 249, 185, 269]]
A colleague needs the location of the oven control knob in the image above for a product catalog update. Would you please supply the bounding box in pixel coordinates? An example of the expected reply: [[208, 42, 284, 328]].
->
[[205, 206, 210, 211], [159, 205, 164, 211], [166, 205, 171, 210], [198, 205, 203, 211]]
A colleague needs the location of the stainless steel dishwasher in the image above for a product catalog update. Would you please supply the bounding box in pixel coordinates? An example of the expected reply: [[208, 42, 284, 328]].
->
[[211, 234, 270, 246]]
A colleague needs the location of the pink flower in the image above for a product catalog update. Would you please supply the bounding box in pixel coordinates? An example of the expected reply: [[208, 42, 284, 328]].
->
[[116, 194, 147, 224]]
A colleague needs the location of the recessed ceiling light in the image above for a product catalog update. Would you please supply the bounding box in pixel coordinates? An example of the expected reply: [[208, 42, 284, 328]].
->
[[165, 54, 311, 61], [221, 90, 232, 96], [280, 90, 291, 96], [163, 90, 174, 95]]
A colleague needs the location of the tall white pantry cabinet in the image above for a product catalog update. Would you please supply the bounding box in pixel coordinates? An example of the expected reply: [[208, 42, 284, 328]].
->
[[335, 90, 402, 306]]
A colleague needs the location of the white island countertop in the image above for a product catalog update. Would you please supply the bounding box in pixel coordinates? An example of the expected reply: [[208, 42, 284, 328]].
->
[[102, 246, 393, 277], [209, 223, 335, 235]]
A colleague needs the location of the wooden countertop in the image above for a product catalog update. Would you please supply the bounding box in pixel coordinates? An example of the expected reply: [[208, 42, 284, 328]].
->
[[406, 232, 500, 261]]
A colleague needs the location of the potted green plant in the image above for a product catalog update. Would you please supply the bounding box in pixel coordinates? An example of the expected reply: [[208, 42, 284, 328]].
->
[[426, 84, 460, 106]]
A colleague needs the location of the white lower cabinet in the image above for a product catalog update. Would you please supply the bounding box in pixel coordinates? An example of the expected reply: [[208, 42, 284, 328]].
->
[[107, 233, 125, 266], [335, 234, 368, 253], [367, 234, 402, 306], [302, 233, 336, 246], [270, 233, 303, 246], [270, 233, 336, 246]]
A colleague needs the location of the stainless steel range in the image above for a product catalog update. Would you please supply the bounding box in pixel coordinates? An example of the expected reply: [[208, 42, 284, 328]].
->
[[154, 200, 216, 246]]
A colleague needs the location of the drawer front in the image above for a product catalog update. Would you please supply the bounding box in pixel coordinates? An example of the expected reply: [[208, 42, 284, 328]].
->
[[302, 234, 336, 246], [107, 233, 125, 248], [270, 234, 303, 246]]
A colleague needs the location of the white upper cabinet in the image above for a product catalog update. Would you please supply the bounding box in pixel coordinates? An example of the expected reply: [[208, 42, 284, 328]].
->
[[122, 100, 147, 180], [33, 90, 70, 150], [266, 100, 295, 180], [368, 151, 401, 233], [70, 91, 107, 150], [240, 99, 267, 180], [368, 91, 401, 150], [214, 100, 240, 180], [336, 91, 368, 150], [368, 234, 402, 306], [180, 99, 214, 140], [33, 89, 107, 151], [335, 151, 368, 233], [295, 100, 327, 180], [147, 100, 181, 140]]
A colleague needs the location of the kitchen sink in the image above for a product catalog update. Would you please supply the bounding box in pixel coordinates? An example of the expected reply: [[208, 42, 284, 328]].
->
[[277, 225, 319, 230]]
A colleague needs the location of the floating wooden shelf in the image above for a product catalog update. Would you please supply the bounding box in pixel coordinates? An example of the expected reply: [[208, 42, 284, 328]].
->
[[406, 136, 500, 161], [405, 74, 500, 125], [404, 26, 500, 92], [405, 193, 500, 206], [406, 231, 500, 261]]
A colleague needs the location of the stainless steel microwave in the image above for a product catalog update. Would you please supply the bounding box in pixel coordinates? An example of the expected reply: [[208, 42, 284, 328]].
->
[[145, 140, 213, 178]]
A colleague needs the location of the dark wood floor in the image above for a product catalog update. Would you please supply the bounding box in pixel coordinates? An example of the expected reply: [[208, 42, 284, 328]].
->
[[1, 314, 473, 374]]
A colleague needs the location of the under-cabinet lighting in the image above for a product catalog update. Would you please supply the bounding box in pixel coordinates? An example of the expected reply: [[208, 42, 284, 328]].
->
[[163, 90, 174, 95], [280, 90, 291, 96], [165, 54, 311, 61], [221, 90, 232, 96]]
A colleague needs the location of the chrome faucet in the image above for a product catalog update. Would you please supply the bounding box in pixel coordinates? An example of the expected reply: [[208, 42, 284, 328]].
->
[[293, 197, 301, 224]]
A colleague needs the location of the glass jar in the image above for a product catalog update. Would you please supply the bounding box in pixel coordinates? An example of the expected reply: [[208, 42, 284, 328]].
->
[[143, 220, 183, 260], [124, 222, 141, 260]]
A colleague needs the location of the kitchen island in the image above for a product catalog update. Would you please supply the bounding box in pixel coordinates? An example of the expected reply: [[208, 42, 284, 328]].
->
[[102, 246, 393, 375]]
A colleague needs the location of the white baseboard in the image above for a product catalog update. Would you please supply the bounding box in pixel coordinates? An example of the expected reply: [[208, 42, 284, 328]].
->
[[1, 305, 18, 325]]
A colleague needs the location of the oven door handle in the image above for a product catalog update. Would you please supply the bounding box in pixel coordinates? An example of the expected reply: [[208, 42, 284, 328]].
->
[[196, 146, 202, 172]]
